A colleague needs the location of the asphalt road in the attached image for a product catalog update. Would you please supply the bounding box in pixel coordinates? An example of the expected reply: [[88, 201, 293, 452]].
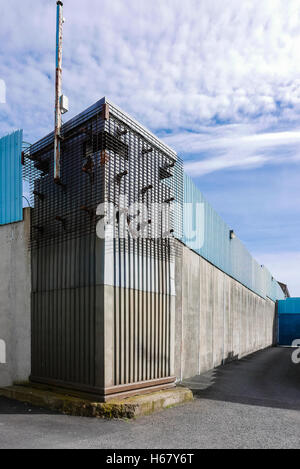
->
[[0, 347, 300, 449]]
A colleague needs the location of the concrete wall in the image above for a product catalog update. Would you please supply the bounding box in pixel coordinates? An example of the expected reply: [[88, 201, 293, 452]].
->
[[0, 206, 277, 390], [0, 208, 31, 386], [175, 243, 276, 381]]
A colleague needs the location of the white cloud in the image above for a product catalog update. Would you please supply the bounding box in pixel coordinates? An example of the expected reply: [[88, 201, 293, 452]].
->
[[184, 151, 271, 175], [162, 125, 300, 175], [255, 251, 300, 297], [0, 79, 6, 104], [1, 0, 300, 143], [165, 127, 300, 154], [1, 0, 298, 294]]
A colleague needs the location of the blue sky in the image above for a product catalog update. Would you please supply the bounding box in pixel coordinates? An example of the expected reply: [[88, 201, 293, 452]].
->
[[0, 0, 299, 294]]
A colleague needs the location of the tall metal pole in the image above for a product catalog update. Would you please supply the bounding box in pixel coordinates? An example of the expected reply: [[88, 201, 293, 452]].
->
[[54, 1, 63, 182]]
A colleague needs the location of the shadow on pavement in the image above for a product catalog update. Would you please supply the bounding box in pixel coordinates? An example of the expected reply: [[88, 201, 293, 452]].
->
[[0, 397, 58, 415], [182, 347, 300, 412]]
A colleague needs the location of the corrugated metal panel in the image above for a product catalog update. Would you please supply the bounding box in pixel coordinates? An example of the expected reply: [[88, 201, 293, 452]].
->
[[31, 235, 97, 387], [28, 99, 177, 394], [0, 130, 23, 225], [264, 267, 285, 302], [112, 245, 172, 386], [180, 173, 284, 301]]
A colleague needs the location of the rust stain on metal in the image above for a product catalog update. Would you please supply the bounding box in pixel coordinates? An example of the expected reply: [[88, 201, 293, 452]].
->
[[54, 1, 64, 182], [33, 190, 45, 201], [80, 205, 95, 218], [82, 157, 94, 173], [100, 150, 109, 166], [101, 103, 110, 120]]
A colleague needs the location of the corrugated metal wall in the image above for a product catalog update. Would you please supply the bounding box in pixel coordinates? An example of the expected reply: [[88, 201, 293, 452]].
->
[[112, 247, 173, 386], [24, 95, 285, 395], [31, 235, 97, 388], [0, 130, 23, 225], [27, 98, 178, 394], [179, 173, 284, 301], [105, 104, 177, 386]]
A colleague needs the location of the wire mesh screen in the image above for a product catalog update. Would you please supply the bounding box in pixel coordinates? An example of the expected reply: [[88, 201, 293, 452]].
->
[[25, 100, 182, 389], [23, 100, 184, 261]]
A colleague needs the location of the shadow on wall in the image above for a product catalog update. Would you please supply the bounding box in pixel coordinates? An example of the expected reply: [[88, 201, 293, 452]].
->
[[221, 351, 239, 366]]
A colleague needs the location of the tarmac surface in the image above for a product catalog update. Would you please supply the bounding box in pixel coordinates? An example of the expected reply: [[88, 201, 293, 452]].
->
[[0, 347, 300, 449]]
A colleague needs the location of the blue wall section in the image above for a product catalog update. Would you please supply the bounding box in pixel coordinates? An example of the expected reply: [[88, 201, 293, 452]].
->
[[278, 299, 300, 345], [179, 173, 284, 301], [278, 298, 300, 314], [0, 130, 23, 225]]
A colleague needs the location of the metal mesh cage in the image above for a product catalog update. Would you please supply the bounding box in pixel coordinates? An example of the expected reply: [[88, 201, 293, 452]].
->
[[23, 99, 184, 260]]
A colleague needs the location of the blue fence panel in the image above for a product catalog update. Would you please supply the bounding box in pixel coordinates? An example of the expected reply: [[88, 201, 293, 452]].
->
[[278, 298, 300, 345], [0, 130, 23, 225], [179, 173, 284, 301], [278, 298, 300, 315]]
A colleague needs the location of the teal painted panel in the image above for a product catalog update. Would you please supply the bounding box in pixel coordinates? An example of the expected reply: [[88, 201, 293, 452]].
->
[[278, 313, 300, 346], [278, 298, 300, 314], [278, 298, 300, 345], [179, 173, 284, 301], [0, 130, 23, 225]]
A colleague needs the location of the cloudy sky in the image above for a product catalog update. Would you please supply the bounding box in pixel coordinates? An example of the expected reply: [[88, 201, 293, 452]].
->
[[0, 0, 299, 294]]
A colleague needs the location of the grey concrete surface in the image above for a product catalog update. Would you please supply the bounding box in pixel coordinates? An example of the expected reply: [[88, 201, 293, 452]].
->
[[175, 243, 277, 380], [0, 208, 31, 387], [0, 347, 299, 449]]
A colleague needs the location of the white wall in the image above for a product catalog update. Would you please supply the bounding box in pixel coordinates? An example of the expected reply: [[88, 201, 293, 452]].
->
[[0, 208, 31, 386]]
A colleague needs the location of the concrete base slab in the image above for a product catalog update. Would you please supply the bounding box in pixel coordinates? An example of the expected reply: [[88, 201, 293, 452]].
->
[[0, 385, 193, 419]]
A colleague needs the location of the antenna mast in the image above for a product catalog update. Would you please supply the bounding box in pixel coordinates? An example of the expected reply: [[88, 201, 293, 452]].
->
[[54, 1, 68, 182]]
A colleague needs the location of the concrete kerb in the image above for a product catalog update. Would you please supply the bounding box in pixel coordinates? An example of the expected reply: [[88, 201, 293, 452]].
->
[[0, 385, 193, 419]]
